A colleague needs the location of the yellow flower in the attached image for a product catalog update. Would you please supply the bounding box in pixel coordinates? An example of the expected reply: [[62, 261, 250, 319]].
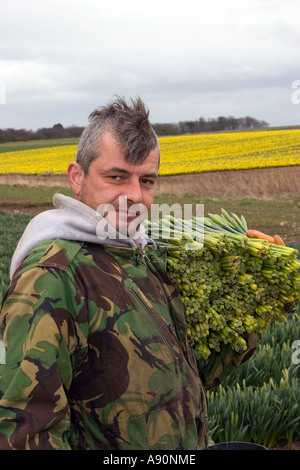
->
[[0, 145, 77, 175], [0, 129, 299, 175], [158, 129, 300, 175]]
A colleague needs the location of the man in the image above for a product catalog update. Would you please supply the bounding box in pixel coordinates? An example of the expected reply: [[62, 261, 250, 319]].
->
[[0, 96, 257, 450]]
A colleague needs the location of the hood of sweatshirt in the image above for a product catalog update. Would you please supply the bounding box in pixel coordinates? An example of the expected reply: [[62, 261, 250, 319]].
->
[[10, 193, 152, 279]]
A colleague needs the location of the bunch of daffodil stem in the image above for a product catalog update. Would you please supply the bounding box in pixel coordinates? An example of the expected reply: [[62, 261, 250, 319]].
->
[[144, 209, 300, 360]]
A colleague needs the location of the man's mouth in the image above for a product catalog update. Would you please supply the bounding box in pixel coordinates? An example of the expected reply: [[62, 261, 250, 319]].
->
[[115, 209, 135, 219]]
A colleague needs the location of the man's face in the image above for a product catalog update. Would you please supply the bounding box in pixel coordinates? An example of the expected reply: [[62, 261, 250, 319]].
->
[[69, 131, 159, 235]]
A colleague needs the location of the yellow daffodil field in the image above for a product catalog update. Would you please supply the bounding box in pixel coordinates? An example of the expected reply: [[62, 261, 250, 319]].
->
[[0, 129, 299, 176], [158, 129, 300, 175]]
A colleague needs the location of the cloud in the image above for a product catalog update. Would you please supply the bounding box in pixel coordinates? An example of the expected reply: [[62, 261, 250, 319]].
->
[[0, 0, 300, 129]]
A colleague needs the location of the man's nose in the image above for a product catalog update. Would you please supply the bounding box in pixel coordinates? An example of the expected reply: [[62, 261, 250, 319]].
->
[[124, 179, 143, 203]]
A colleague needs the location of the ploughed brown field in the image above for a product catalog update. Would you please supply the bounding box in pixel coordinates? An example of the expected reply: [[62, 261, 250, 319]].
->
[[0, 165, 299, 243], [1, 165, 299, 198]]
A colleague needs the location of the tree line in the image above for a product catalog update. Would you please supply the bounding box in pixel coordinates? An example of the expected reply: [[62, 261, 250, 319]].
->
[[0, 124, 85, 143], [152, 115, 269, 136], [0, 116, 269, 143]]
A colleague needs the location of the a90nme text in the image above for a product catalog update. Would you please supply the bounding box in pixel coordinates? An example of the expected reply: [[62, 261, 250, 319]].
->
[[102, 453, 196, 466]]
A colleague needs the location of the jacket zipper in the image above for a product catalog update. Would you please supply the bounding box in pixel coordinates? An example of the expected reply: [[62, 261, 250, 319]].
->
[[134, 247, 208, 431], [139, 247, 171, 309], [128, 285, 179, 375]]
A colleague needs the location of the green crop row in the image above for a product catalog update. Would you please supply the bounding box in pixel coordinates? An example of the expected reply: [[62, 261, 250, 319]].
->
[[208, 308, 300, 447], [0, 212, 33, 301]]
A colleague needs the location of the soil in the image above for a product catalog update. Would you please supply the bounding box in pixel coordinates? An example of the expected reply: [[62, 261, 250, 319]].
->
[[0, 201, 53, 214], [1, 167, 300, 243], [270, 440, 300, 451], [0, 165, 300, 199]]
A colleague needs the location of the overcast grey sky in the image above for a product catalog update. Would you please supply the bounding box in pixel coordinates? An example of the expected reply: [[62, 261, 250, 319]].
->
[[1, 0, 300, 130]]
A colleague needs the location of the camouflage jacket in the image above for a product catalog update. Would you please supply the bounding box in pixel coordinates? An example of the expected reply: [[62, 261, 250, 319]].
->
[[0, 239, 258, 450]]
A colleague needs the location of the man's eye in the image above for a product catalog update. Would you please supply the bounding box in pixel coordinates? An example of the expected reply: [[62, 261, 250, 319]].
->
[[110, 175, 122, 181], [141, 179, 154, 185]]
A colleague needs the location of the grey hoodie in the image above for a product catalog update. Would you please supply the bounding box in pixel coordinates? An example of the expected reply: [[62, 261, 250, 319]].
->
[[10, 193, 151, 279]]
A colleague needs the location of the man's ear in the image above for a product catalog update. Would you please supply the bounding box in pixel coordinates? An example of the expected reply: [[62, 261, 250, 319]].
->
[[67, 161, 85, 199]]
